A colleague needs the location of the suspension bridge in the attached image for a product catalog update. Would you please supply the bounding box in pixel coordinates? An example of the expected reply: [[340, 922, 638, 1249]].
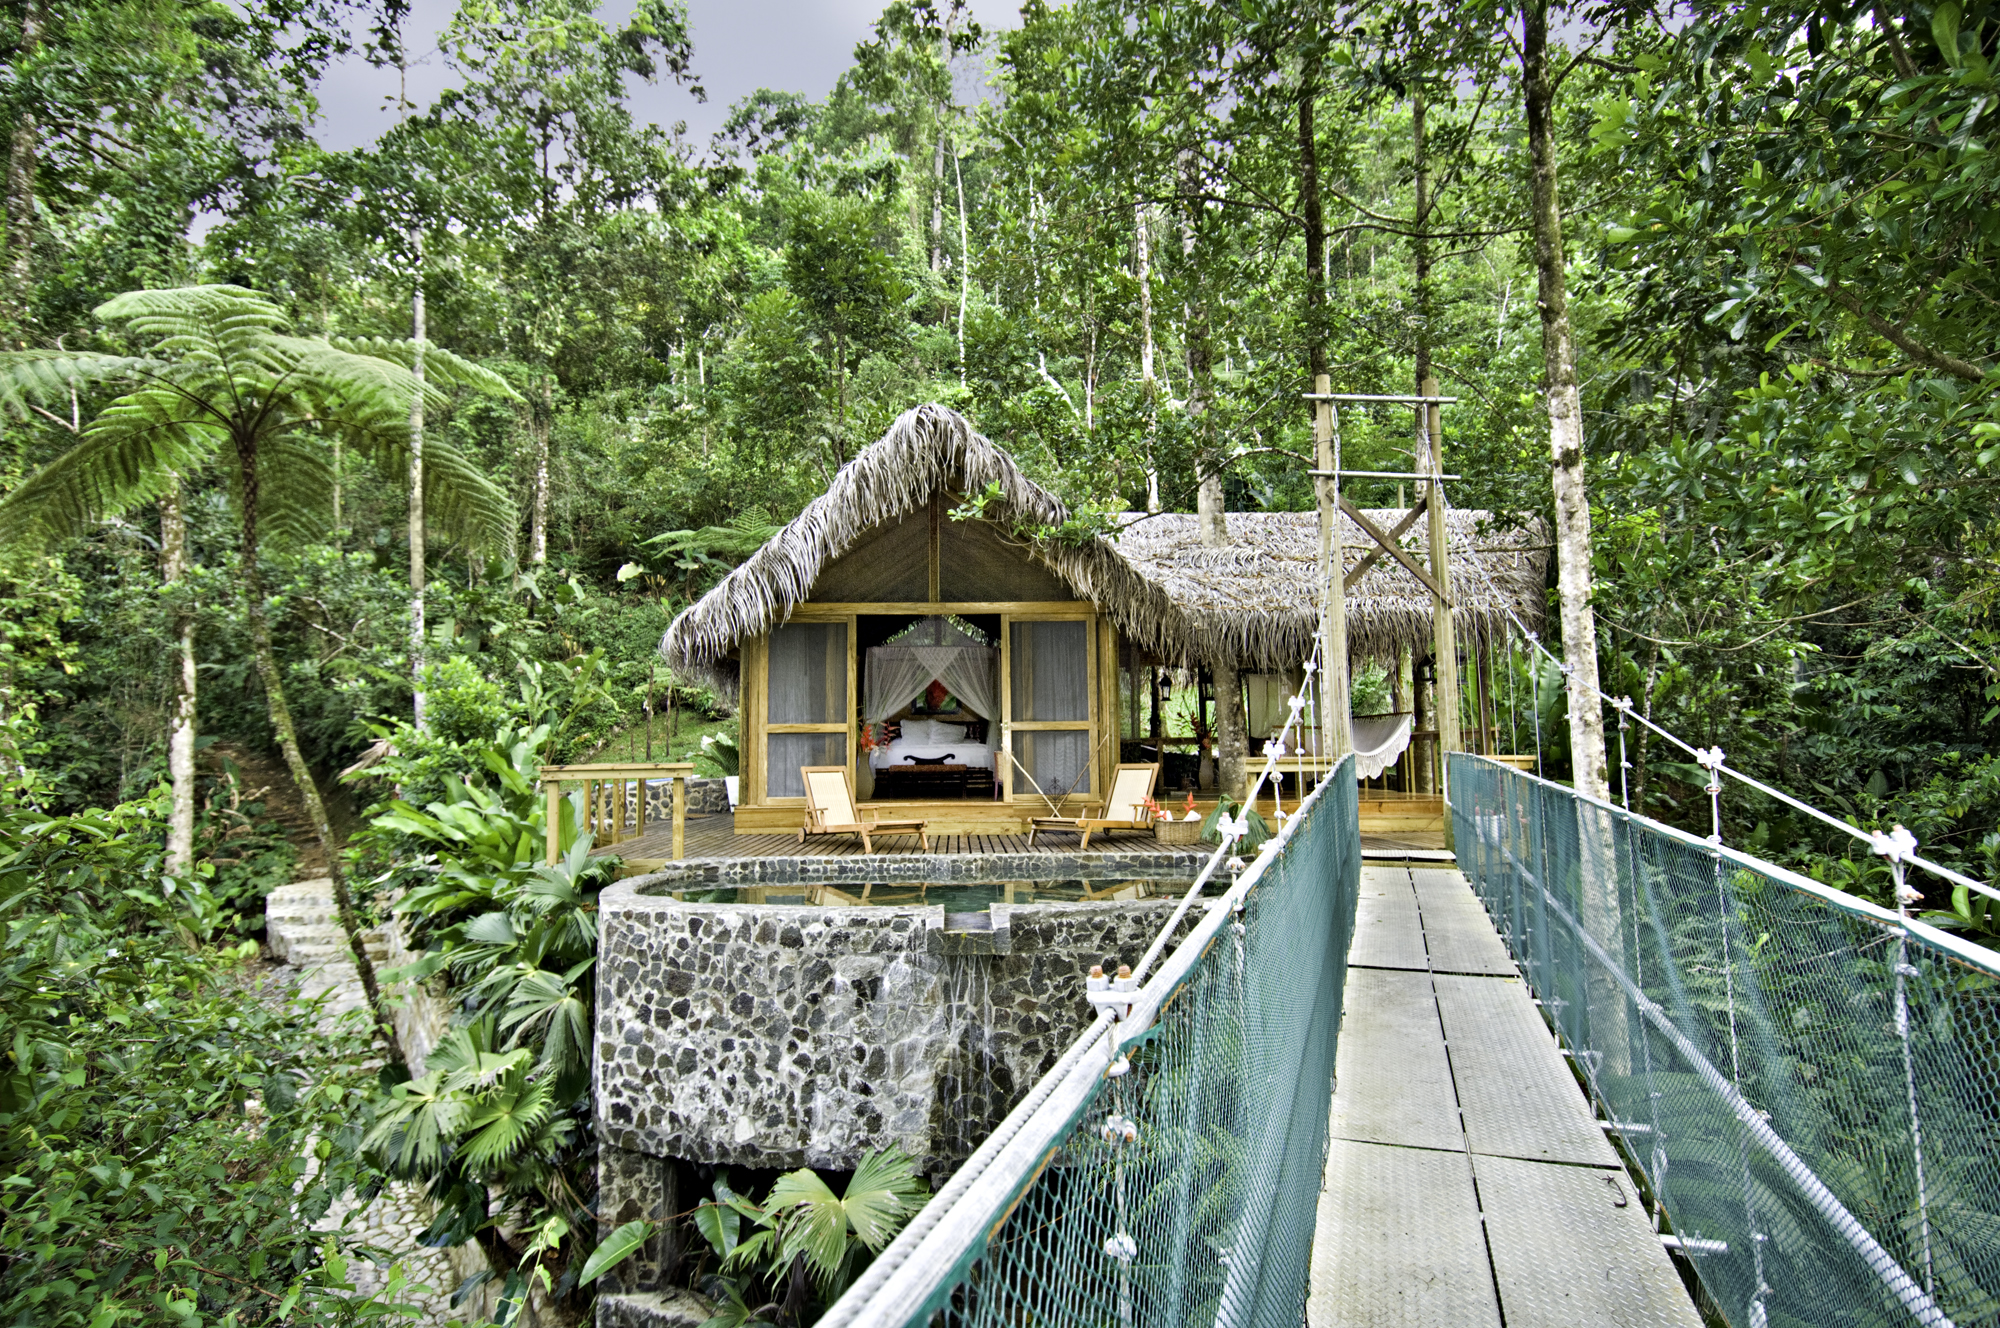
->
[[779, 738, 1999, 1328]]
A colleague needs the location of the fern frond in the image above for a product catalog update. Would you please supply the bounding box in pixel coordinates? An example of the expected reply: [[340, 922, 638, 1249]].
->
[[0, 351, 168, 423], [329, 337, 522, 402], [0, 390, 221, 546], [255, 433, 337, 549], [94, 285, 287, 340], [423, 438, 518, 559]]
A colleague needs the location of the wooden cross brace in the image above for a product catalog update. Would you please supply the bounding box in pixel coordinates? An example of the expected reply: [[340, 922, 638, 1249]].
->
[[1339, 495, 1454, 606]]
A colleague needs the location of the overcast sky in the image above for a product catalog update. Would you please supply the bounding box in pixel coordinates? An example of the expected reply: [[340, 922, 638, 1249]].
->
[[311, 0, 1021, 154]]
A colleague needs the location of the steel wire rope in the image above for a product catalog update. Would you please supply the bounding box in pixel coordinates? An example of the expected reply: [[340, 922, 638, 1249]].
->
[[1432, 488, 1996, 905]]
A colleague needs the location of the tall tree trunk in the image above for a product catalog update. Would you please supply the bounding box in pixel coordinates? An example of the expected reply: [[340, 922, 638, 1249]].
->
[[4, 0, 42, 337], [408, 231, 427, 730], [1134, 203, 1159, 511], [1412, 82, 1433, 390], [835, 329, 848, 448], [234, 429, 404, 1070], [1182, 155, 1221, 547], [1524, 0, 1626, 1078], [161, 479, 196, 875], [1299, 50, 1327, 397], [953, 138, 969, 387], [1183, 155, 1240, 796], [530, 377, 551, 566], [1523, 0, 1608, 802], [930, 98, 946, 273]]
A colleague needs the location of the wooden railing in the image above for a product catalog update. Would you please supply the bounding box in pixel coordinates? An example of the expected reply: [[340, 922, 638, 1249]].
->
[[538, 762, 697, 864]]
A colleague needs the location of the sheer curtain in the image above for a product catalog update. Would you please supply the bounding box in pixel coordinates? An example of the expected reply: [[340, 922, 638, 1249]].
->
[[927, 648, 998, 720], [863, 650, 936, 723], [862, 617, 1000, 722], [1010, 621, 1088, 720]]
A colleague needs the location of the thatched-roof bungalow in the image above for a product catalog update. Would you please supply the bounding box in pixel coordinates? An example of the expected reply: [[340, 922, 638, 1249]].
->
[[662, 405, 1544, 834]]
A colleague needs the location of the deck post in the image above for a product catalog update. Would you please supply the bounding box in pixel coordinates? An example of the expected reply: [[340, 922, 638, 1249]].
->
[[1423, 375, 1462, 793], [672, 772, 687, 860], [1314, 374, 1353, 762], [546, 779, 560, 865]]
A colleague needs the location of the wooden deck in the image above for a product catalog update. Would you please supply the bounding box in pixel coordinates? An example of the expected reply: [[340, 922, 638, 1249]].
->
[[604, 812, 1447, 870]]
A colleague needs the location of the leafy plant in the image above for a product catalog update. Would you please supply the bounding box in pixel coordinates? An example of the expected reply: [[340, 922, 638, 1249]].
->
[[0, 787, 404, 1325], [701, 730, 742, 777], [1200, 795, 1272, 850], [354, 698, 618, 1323], [688, 1149, 928, 1327]]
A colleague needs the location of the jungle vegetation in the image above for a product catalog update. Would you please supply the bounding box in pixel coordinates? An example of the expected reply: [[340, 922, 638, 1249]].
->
[[0, 0, 1995, 1322]]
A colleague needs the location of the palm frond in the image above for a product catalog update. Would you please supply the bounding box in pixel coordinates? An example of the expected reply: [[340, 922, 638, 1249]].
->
[[275, 336, 445, 422], [0, 351, 168, 423], [329, 336, 522, 402], [0, 390, 221, 546]]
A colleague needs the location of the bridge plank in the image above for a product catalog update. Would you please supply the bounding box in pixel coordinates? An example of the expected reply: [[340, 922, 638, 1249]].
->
[[1349, 867, 1429, 972], [1308, 1139, 1500, 1328], [1433, 973, 1621, 1168], [1412, 870, 1518, 976], [1329, 967, 1464, 1153], [1475, 1153, 1703, 1328]]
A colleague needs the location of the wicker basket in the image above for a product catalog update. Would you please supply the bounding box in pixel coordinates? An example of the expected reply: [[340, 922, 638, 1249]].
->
[[1154, 818, 1204, 846]]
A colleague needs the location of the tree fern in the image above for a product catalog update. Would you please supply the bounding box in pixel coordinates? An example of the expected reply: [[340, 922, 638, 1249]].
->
[[0, 285, 521, 1072]]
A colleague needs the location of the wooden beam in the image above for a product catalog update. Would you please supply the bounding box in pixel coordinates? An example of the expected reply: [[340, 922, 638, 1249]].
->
[[1339, 495, 1454, 605], [1315, 376, 1353, 760], [546, 781, 561, 865], [1342, 503, 1427, 591], [1423, 375, 1463, 779], [672, 773, 687, 860]]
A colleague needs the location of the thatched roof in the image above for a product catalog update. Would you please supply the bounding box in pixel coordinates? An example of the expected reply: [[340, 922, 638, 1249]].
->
[[661, 405, 1184, 684], [1111, 510, 1547, 670], [661, 404, 1547, 684]]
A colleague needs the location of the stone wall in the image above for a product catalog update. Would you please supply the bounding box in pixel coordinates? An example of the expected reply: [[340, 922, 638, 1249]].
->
[[597, 887, 1208, 1178], [636, 778, 731, 820]]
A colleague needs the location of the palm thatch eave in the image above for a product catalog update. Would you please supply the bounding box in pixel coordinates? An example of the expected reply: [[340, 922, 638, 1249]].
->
[[660, 405, 1187, 685]]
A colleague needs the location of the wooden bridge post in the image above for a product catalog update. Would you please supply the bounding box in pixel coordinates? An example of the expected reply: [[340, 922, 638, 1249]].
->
[[1314, 373, 1353, 761], [673, 772, 687, 861], [545, 778, 561, 865], [1423, 376, 1462, 793]]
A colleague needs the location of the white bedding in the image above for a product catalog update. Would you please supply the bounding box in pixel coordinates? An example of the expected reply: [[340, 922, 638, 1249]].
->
[[869, 739, 995, 770]]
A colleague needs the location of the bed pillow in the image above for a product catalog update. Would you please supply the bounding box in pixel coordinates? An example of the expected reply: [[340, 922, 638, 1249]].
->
[[902, 718, 939, 745]]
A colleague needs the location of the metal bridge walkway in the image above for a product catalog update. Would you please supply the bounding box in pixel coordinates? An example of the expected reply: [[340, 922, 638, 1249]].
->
[[1307, 863, 1703, 1328]]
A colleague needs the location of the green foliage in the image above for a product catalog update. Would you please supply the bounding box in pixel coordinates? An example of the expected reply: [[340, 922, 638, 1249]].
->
[[1200, 795, 1272, 850], [351, 695, 617, 1320], [700, 730, 741, 777], [0, 788, 401, 1325], [687, 1149, 928, 1326]]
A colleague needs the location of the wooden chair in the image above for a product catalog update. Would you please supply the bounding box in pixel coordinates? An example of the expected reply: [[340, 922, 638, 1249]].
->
[[798, 767, 929, 853], [1027, 763, 1160, 849]]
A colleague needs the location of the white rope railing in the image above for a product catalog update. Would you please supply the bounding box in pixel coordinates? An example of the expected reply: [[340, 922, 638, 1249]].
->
[[1437, 487, 1997, 908], [818, 639, 1344, 1328]]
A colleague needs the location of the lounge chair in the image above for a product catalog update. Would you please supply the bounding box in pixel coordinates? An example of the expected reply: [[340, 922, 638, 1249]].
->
[[798, 766, 929, 853], [1027, 763, 1160, 849]]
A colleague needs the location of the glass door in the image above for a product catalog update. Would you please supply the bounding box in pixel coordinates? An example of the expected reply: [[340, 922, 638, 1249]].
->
[[764, 620, 850, 801], [1002, 615, 1096, 803]]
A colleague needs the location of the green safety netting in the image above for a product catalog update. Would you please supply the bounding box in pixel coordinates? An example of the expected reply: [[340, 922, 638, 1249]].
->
[[823, 755, 1361, 1328], [1450, 752, 2000, 1328]]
